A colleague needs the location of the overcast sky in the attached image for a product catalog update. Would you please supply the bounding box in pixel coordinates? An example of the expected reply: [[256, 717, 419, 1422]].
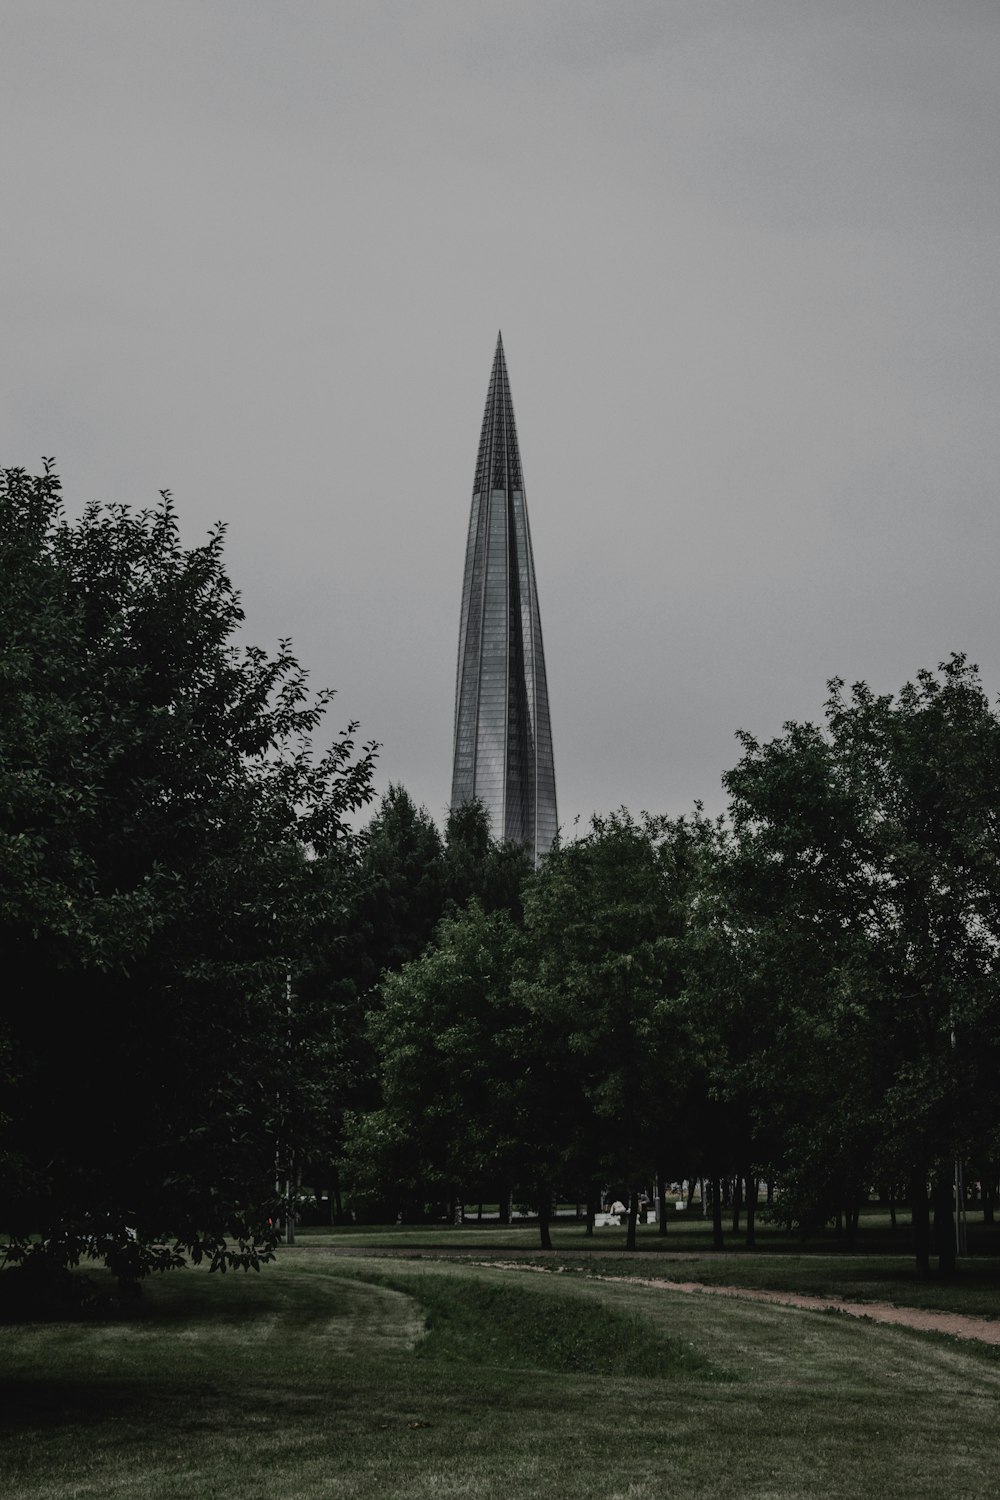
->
[[4, 2, 999, 832]]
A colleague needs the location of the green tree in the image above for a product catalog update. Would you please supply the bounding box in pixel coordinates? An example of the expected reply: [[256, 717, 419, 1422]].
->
[[354, 786, 447, 983], [0, 465, 376, 1291], [347, 901, 568, 1243], [723, 657, 1000, 1271], [521, 811, 708, 1249], [443, 798, 534, 920]]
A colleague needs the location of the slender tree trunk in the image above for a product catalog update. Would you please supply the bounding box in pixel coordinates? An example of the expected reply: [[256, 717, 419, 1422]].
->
[[626, 1189, 639, 1252], [657, 1167, 668, 1237], [933, 1168, 956, 1275], [888, 1185, 896, 1234], [711, 1178, 725, 1251], [984, 1168, 996, 1226], [687, 1177, 697, 1210], [767, 1179, 774, 1206], [284, 1157, 299, 1245], [911, 1170, 930, 1275], [731, 1175, 743, 1235], [845, 1199, 858, 1249], [537, 1186, 553, 1251], [499, 1187, 511, 1226], [586, 1185, 600, 1238], [745, 1170, 757, 1248]]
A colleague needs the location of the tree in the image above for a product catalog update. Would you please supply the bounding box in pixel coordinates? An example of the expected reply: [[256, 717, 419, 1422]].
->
[[353, 786, 447, 984], [520, 811, 708, 1249], [443, 798, 533, 920], [0, 465, 376, 1291], [723, 657, 1000, 1271], [347, 901, 568, 1243]]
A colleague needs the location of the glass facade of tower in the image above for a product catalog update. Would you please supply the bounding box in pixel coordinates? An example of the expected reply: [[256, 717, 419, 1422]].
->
[[451, 335, 557, 861]]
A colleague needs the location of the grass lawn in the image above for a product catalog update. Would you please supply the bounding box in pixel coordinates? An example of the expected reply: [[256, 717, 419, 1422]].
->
[[560, 1251, 1000, 1318], [296, 1211, 1000, 1319], [3, 1247, 999, 1499]]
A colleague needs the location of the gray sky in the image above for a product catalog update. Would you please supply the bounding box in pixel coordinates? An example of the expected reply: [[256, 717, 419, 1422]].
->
[[4, 2, 999, 831]]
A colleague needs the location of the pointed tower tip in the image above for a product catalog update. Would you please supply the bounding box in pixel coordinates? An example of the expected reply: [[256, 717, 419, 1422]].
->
[[473, 330, 522, 495], [492, 331, 507, 379]]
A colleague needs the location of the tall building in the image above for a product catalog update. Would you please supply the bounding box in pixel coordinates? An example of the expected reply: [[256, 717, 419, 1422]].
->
[[451, 333, 557, 861]]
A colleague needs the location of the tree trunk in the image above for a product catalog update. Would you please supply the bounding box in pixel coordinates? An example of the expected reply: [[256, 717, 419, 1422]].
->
[[499, 1187, 511, 1226], [537, 1186, 553, 1251], [731, 1175, 743, 1235], [845, 1199, 859, 1249], [283, 1157, 299, 1245], [911, 1170, 930, 1275], [711, 1177, 725, 1251], [984, 1168, 996, 1225], [933, 1168, 956, 1275], [626, 1189, 639, 1251], [888, 1185, 896, 1233], [586, 1185, 600, 1238], [657, 1167, 668, 1237], [745, 1170, 757, 1248]]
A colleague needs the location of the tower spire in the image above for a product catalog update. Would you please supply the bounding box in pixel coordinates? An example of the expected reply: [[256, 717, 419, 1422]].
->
[[452, 338, 557, 862], [473, 331, 522, 497]]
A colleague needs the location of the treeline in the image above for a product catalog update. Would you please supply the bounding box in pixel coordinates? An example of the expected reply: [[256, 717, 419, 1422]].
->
[[345, 665, 1000, 1277], [3, 467, 999, 1290]]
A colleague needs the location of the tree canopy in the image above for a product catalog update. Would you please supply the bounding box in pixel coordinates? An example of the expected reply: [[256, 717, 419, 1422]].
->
[[1, 464, 376, 1289]]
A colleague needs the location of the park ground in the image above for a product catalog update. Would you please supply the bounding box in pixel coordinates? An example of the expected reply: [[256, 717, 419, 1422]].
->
[[3, 1212, 1000, 1500]]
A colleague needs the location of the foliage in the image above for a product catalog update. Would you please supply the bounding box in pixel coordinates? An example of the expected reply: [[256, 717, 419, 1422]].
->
[[442, 798, 534, 919], [722, 656, 1000, 1265], [520, 811, 716, 1238], [0, 464, 376, 1286], [346, 902, 551, 1212]]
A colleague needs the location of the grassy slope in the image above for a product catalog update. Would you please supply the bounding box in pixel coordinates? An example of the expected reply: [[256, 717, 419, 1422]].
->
[[297, 1213, 1000, 1319], [3, 1251, 1000, 1499]]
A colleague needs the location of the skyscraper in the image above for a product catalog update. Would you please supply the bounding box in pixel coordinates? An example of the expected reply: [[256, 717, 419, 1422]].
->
[[451, 333, 557, 861]]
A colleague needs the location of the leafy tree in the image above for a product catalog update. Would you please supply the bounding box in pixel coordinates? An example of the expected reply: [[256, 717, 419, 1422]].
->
[[443, 798, 533, 920], [295, 787, 447, 1222], [329, 795, 534, 1226], [347, 901, 568, 1243], [354, 786, 447, 984], [0, 465, 376, 1291], [723, 657, 1000, 1271], [520, 811, 709, 1248]]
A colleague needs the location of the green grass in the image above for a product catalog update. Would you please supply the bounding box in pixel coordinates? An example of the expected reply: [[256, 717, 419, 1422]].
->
[[297, 1203, 1000, 1257], [4, 1249, 1000, 1498], [557, 1251, 1000, 1319], [295, 1212, 1000, 1319], [356, 1263, 717, 1379]]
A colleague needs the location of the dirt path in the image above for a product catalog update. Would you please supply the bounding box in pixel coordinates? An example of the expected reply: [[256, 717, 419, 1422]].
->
[[605, 1275, 1000, 1346], [462, 1260, 1000, 1345], [304, 1247, 1000, 1346]]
